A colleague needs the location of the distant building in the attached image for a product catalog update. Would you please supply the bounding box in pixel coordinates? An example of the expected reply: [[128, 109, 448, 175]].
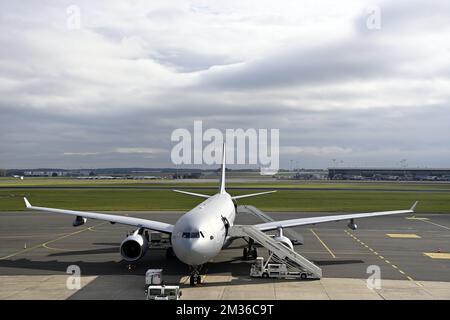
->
[[24, 170, 65, 177], [328, 167, 450, 181]]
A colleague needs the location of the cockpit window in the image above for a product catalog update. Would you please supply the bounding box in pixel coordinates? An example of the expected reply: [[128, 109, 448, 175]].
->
[[182, 232, 202, 238]]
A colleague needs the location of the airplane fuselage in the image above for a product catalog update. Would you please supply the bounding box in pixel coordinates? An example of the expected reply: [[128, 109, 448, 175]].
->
[[171, 192, 235, 266]]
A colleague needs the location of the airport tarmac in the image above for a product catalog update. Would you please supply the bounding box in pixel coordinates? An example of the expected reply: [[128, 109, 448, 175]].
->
[[0, 210, 449, 299]]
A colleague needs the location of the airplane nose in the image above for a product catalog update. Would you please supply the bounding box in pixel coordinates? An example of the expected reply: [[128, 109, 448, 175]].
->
[[173, 239, 211, 265]]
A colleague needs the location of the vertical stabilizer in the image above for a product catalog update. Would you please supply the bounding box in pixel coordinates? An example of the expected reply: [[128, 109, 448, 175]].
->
[[219, 142, 226, 194]]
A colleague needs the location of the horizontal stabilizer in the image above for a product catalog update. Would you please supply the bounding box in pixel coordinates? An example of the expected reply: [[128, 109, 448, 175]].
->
[[173, 190, 211, 199], [231, 190, 276, 200]]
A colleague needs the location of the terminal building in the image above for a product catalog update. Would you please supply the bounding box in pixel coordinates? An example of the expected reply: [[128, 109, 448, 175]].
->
[[328, 167, 450, 181]]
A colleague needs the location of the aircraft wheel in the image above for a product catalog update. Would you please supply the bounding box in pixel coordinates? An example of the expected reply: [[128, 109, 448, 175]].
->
[[251, 248, 258, 259], [196, 275, 202, 285], [189, 276, 195, 286], [166, 247, 174, 259], [243, 248, 248, 259]]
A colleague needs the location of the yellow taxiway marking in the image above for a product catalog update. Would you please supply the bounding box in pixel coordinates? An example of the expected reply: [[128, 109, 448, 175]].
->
[[179, 275, 208, 285], [42, 244, 81, 251], [0, 222, 107, 260], [310, 229, 336, 258], [345, 230, 422, 287], [179, 276, 189, 284], [407, 215, 450, 230], [0, 233, 69, 239], [419, 220, 450, 231], [406, 217, 429, 221], [423, 252, 450, 259], [386, 233, 421, 239]]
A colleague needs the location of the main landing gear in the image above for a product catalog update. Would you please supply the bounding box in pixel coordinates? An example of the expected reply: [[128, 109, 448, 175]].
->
[[189, 265, 203, 286], [166, 247, 175, 259], [243, 238, 258, 260]]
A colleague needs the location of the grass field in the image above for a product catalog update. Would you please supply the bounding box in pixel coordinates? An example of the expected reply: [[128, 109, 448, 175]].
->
[[0, 178, 449, 212], [1, 177, 450, 190]]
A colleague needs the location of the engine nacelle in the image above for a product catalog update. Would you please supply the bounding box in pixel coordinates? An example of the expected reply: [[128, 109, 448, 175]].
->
[[274, 235, 294, 250], [120, 233, 148, 262], [73, 216, 87, 227], [348, 219, 358, 230]]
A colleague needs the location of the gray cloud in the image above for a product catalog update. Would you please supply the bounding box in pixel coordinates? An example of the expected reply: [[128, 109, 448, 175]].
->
[[0, 1, 449, 169], [200, 39, 403, 90]]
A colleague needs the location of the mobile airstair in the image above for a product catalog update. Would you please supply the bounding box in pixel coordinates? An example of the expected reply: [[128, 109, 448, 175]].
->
[[237, 205, 304, 244], [230, 225, 322, 279]]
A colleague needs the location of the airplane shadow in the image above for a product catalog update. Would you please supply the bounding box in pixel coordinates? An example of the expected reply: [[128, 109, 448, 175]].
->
[[0, 252, 367, 290], [91, 242, 121, 246], [313, 259, 364, 266], [48, 247, 120, 257]]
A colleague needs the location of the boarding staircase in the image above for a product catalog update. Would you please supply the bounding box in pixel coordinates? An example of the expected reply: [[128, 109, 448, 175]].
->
[[237, 205, 304, 244], [230, 225, 322, 279]]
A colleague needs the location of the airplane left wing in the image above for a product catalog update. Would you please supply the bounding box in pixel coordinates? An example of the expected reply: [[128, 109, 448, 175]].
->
[[24, 198, 174, 234], [254, 201, 418, 232]]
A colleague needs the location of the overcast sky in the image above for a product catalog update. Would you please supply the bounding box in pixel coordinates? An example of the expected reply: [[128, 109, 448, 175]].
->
[[1, 0, 449, 169]]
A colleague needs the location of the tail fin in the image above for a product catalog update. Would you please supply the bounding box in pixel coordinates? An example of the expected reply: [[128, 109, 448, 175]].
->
[[219, 142, 226, 194]]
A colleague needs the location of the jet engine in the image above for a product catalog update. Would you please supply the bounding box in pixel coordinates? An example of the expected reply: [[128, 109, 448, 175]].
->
[[120, 230, 148, 262], [347, 218, 358, 230], [73, 216, 87, 227]]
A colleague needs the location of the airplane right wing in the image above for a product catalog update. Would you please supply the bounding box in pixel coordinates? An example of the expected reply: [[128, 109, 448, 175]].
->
[[24, 198, 174, 234], [254, 202, 418, 232]]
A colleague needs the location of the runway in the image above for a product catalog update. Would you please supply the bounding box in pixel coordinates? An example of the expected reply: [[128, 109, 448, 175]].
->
[[0, 210, 449, 299]]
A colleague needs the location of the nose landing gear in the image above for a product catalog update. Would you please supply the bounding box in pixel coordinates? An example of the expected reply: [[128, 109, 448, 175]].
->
[[166, 247, 175, 259], [188, 265, 203, 286], [243, 238, 258, 260]]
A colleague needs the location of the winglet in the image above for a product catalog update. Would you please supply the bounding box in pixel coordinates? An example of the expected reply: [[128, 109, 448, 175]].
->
[[24, 197, 31, 208], [410, 201, 419, 212]]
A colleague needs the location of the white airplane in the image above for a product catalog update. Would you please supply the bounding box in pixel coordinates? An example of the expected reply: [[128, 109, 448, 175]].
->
[[23, 144, 418, 285]]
